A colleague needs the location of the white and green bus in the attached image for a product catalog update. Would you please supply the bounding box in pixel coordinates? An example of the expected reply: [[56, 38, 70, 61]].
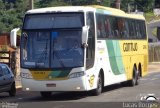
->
[[19, 5, 148, 97]]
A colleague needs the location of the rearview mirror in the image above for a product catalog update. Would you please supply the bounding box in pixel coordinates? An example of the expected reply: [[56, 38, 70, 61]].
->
[[10, 28, 20, 48], [82, 26, 89, 48]]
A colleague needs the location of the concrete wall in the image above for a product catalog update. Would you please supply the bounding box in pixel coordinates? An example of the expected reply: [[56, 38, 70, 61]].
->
[[149, 43, 160, 62]]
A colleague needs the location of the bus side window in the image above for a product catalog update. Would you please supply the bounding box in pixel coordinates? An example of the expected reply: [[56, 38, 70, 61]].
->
[[133, 20, 137, 39], [110, 16, 116, 39], [110, 17, 120, 39], [142, 21, 147, 39], [96, 14, 107, 39], [135, 20, 141, 39], [128, 19, 136, 39], [123, 19, 129, 39], [118, 18, 125, 38], [97, 17, 102, 38], [86, 12, 95, 69], [104, 17, 111, 38], [139, 21, 146, 39]]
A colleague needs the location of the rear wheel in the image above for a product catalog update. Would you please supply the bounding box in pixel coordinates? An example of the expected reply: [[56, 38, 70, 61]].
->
[[40, 92, 52, 98], [9, 83, 16, 97], [135, 70, 140, 85], [92, 74, 102, 96]]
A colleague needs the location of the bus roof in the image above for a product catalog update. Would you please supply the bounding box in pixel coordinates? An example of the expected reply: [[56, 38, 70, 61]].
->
[[26, 6, 95, 14], [91, 5, 145, 20], [26, 5, 145, 20]]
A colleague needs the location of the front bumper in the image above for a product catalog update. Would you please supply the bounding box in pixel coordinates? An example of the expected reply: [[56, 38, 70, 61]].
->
[[21, 76, 87, 92]]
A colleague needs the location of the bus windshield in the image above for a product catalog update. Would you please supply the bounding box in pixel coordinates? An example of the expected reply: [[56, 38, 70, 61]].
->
[[21, 13, 84, 69]]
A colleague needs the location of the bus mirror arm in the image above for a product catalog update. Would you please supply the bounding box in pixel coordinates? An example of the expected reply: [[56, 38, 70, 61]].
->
[[82, 26, 89, 48], [82, 43, 88, 48]]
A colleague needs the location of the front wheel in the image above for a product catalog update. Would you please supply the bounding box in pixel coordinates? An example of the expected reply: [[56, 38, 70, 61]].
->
[[92, 74, 102, 96], [9, 83, 16, 97], [40, 92, 52, 98]]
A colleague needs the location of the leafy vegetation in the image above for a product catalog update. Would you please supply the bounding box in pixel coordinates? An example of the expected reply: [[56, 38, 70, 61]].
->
[[0, 0, 28, 33], [0, 0, 157, 34]]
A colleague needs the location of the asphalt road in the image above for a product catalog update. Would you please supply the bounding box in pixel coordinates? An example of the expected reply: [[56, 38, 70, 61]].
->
[[0, 72, 160, 108]]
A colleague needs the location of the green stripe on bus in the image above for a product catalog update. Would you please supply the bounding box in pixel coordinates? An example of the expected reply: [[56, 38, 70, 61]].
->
[[96, 9, 111, 14], [106, 40, 124, 75], [116, 41, 125, 74], [48, 70, 71, 78]]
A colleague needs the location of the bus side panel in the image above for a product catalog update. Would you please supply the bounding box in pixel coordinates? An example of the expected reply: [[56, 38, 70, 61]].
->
[[119, 40, 148, 80], [96, 40, 127, 86]]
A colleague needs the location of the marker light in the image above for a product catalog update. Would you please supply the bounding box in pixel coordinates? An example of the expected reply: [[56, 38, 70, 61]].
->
[[68, 71, 85, 79]]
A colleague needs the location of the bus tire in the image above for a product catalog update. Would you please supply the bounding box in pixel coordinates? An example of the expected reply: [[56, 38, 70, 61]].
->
[[135, 70, 140, 85], [9, 82, 16, 97], [128, 67, 137, 86], [40, 92, 52, 98], [92, 73, 102, 96]]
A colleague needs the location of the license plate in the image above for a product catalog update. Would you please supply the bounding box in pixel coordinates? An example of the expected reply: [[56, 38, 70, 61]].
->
[[46, 83, 56, 87]]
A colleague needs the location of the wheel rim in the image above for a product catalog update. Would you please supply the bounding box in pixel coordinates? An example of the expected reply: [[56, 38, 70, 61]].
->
[[136, 71, 140, 85], [97, 75, 102, 92]]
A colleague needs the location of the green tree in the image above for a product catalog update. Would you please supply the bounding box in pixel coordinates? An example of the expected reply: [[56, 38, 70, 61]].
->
[[120, 0, 135, 12], [0, 0, 156, 34], [0, 0, 28, 34], [35, 0, 69, 8], [70, 0, 97, 5], [120, 0, 154, 12], [135, 0, 154, 12]]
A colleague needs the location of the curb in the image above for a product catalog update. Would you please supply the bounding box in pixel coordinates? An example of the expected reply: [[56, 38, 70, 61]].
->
[[149, 62, 160, 64], [148, 71, 160, 73]]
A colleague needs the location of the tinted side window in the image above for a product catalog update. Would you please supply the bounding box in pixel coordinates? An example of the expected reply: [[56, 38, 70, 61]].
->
[[123, 19, 129, 39], [128, 19, 136, 39], [96, 14, 112, 39], [135, 20, 142, 39], [140, 21, 147, 39], [2, 66, 10, 75], [0, 67, 3, 77], [96, 14, 146, 40], [117, 17, 126, 38], [127, 19, 146, 39], [110, 16, 119, 38]]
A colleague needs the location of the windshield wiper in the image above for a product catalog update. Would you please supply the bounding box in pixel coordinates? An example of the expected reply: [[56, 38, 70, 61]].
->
[[54, 51, 66, 68], [52, 39, 66, 68], [36, 39, 48, 67]]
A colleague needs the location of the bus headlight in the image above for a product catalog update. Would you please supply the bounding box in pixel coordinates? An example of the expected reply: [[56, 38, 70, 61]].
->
[[20, 72, 33, 79], [68, 71, 85, 79]]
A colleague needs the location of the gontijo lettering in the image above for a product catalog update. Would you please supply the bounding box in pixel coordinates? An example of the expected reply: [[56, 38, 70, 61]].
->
[[123, 43, 138, 52]]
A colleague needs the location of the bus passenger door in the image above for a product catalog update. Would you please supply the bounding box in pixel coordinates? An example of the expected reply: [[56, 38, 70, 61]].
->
[[85, 12, 96, 90], [86, 12, 95, 70]]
